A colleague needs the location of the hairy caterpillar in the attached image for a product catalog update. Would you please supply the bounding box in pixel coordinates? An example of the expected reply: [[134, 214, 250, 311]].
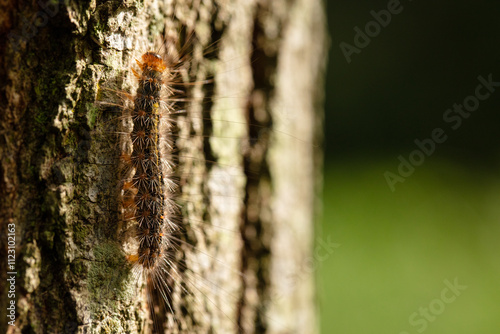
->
[[96, 36, 242, 333], [93, 29, 242, 333], [121, 50, 178, 331], [88, 1, 321, 333]]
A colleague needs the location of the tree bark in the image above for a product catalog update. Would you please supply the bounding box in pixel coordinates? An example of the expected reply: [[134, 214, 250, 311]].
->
[[0, 0, 327, 333]]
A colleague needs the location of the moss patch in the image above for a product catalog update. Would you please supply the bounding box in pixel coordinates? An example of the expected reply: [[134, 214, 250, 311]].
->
[[88, 242, 131, 312]]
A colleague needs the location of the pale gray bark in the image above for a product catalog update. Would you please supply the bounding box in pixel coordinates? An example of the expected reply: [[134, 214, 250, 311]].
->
[[0, 0, 327, 333]]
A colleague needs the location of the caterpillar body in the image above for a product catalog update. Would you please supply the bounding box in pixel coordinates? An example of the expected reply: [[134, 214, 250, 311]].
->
[[121, 50, 177, 330], [99, 33, 249, 333]]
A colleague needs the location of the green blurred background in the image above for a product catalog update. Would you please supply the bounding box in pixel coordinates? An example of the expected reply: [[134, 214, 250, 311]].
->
[[320, 1, 500, 333]]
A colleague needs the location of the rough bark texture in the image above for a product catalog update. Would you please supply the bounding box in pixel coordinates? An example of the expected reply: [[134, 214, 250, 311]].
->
[[0, 0, 327, 333]]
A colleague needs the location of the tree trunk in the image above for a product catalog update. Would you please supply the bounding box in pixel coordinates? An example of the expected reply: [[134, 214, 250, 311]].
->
[[0, 0, 327, 333]]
